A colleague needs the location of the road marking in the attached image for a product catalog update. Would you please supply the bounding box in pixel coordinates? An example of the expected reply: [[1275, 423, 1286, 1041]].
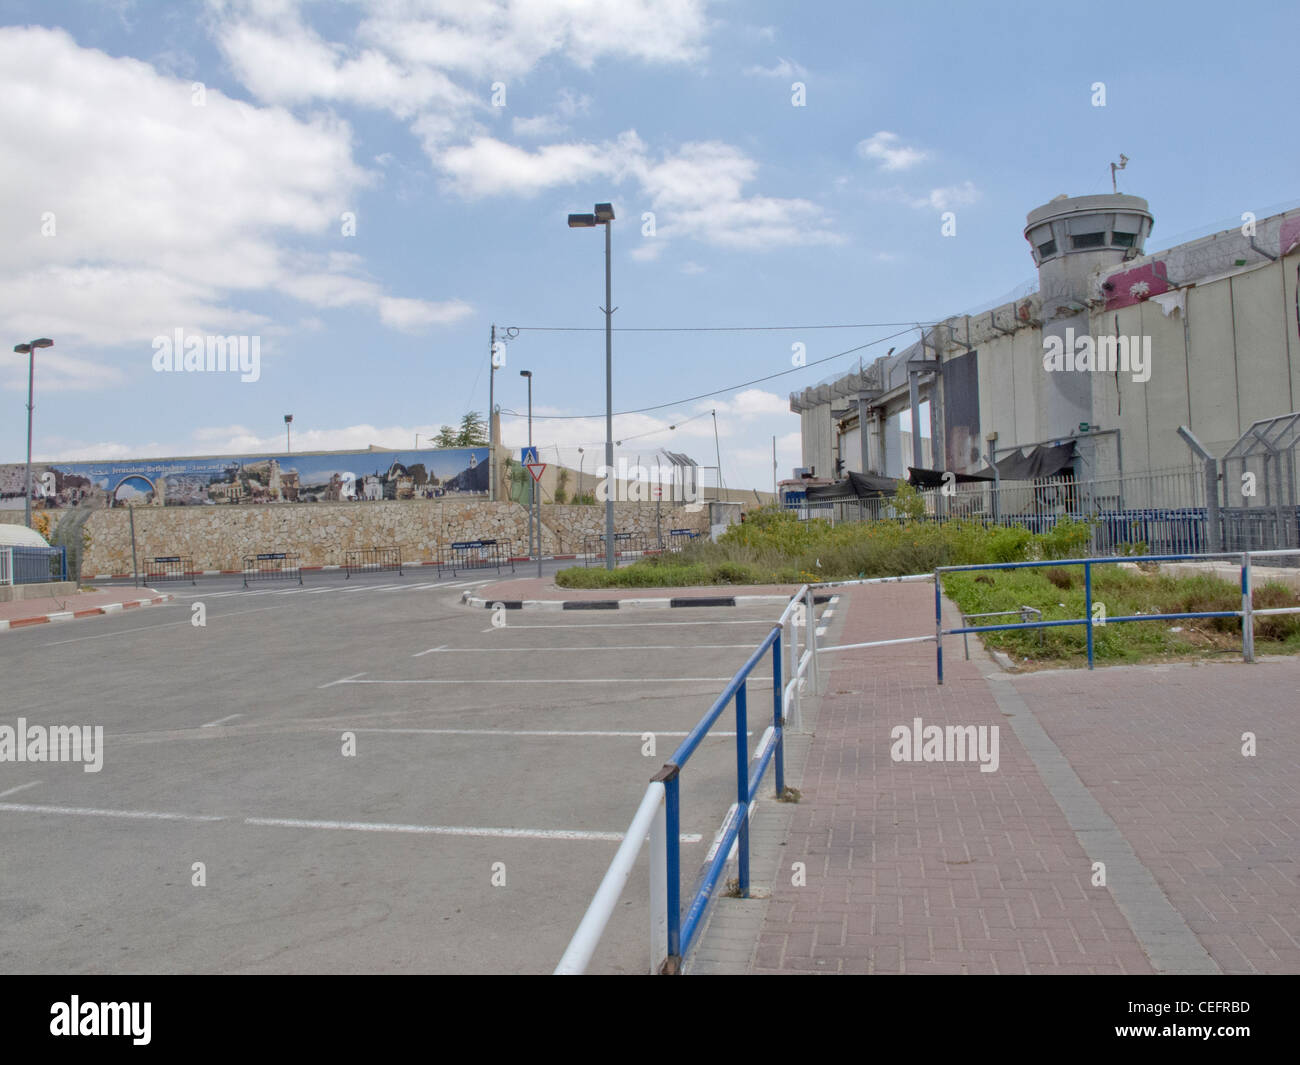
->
[[0, 802, 225, 824], [497, 619, 780, 629], [0, 801, 702, 844], [42, 604, 291, 646], [201, 713, 244, 728], [327, 676, 751, 686], [318, 672, 368, 689], [337, 727, 747, 738], [413, 643, 755, 656], [0, 781, 41, 799]]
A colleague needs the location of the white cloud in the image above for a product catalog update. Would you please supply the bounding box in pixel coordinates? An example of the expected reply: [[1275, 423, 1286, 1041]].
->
[[857, 131, 929, 172], [0, 26, 462, 355], [913, 181, 981, 210], [745, 57, 806, 78]]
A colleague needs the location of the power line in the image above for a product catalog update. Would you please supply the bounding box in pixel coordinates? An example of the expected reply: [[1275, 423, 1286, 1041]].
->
[[495, 326, 915, 420], [510, 321, 936, 333]]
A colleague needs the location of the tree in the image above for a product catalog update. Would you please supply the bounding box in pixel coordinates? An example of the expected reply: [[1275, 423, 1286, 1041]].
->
[[456, 411, 487, 446], [433, 425, 459, 448]]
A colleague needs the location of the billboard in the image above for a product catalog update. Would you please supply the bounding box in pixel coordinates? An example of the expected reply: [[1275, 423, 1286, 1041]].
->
[[0, 447, 489, 510]]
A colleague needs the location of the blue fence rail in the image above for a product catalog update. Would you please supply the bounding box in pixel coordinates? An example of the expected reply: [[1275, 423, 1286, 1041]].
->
[[935, 550, 1300, 683], [0, 545, 68, 585]]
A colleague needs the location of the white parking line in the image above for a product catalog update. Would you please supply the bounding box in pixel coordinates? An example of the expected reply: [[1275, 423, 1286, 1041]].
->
[[413, 643, 755, 656], [202, 714, 244, 728], [338, 727, 747, 738], [0, 781, 42, 799], [328, 676, 751, 686], [43, 604, 292, 646], [496, 619, 780, 629], [0, 801, 702, 844]]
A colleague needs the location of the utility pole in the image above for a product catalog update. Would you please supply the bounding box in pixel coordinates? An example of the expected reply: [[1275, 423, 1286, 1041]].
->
[[489, 325, 496, 503]]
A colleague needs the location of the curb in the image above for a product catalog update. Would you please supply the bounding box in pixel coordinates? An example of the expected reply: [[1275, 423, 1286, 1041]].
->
[[0, 593, 174, 633], [461, 592, 833, 611]]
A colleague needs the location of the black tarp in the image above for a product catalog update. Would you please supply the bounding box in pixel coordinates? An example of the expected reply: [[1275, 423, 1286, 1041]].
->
[[804, 470, 899, 501], [977, 441, 1077, 481], [907, 466, 995, 488]]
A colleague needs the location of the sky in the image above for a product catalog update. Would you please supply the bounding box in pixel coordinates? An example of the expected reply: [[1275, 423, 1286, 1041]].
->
[[2, 0, 1298, 493]]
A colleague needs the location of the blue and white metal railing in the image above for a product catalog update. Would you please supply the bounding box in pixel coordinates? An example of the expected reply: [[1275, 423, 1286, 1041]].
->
[[555, 584, 818, 974], [935, 550, 1300, 683]]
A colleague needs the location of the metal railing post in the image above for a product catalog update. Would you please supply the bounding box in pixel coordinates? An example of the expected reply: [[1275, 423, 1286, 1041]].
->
[[648, 790, 668, 973], [772, 632, 785, 796], [935, 568, 944, 685], [663, 769, 681, 968], [735, 682, 750, 897], [1242, 552, 1254, 663], [804, 584, 818, 694], [1085, 560, 1094, 669]]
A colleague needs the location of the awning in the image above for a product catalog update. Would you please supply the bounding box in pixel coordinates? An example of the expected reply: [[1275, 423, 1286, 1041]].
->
[[907, 466, 995, 488], [979, 441, 1077, 481], [805, 470, 899, 501]]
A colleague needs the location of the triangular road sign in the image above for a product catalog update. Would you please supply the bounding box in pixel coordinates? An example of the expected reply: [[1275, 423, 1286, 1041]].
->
[[526, 462, 546, 483]]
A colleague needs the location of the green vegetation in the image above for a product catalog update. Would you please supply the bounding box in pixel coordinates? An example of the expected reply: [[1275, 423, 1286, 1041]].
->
[[433, 411, 488, 448], [555, 505, 1094, 588], [942, 565, 1300, 667]]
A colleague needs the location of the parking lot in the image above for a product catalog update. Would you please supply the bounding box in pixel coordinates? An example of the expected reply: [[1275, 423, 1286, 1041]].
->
[[0, 569, 809, 974]]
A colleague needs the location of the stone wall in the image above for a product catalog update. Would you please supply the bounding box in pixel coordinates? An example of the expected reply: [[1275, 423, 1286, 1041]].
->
[[72, 500, 710, 574]]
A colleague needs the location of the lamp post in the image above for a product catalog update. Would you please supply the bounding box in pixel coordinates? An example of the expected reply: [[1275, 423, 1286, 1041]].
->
[[568, 202, 616, 571], [520, 370, 538, 573], [284, 413, 293, 453], [13, 338, 53, 530]]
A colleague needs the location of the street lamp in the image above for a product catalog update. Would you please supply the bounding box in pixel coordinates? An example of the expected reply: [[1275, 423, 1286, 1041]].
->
[[520, 370, 539, 576], [13, 338, 53, 530], [284, 414, 293, 453], [568, 202, 616, 570]]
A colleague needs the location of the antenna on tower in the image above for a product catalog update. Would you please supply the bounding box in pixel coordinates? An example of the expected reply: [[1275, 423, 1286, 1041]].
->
[[1110, 153, 1129, 194]]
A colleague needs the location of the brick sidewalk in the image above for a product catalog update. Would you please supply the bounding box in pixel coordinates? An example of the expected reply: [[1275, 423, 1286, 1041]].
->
[[692, 580, 1300, 974]]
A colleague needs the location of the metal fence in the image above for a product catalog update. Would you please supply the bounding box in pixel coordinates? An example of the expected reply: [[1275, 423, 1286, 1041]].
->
[[666, 529, 701, 552], [242, 552, 303, 586], [582, 532, 648, 565], [796, 466, 1232, 555], [344, 547, 403, 578], [437, 539, 514, 578], [556, 585, 821, 975], [144, 556, 197, 584], [0, 545, 68, 585]]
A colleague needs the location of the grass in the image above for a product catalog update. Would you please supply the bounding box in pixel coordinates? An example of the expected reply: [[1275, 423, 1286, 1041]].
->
[[942, 565, 1300, 668]]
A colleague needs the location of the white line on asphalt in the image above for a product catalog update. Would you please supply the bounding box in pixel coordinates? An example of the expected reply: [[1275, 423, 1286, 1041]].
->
[[0, 801, 702, 844], [201, 714, 244, 728], [0, 781, 41, 799], [318, 672, 368, 688], [0, 802, 225, 823], [42, 604, 291, 646], [338, 727, 747, 738], [496, 619, 779, 629], [329, 677, 751, 685], [414, 643, 756, 656]]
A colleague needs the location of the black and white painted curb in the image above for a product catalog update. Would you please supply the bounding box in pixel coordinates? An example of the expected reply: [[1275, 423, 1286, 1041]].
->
[[461, 592, 834, 611]]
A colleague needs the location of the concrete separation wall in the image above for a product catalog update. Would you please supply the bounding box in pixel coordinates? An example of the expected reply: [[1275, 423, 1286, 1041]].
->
[[69, 500, 709, 574]]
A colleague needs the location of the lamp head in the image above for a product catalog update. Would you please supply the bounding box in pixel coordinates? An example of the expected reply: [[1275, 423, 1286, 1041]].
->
[[567, 213, 596, 228], [593, 203, 615, 223]]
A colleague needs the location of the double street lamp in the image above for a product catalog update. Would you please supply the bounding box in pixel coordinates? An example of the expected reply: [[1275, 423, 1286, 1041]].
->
[[13, 337, 54, 530], [568, 203, 616, 571]]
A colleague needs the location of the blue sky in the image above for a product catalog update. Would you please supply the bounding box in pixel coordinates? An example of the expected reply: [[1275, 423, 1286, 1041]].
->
[[3, 0, 1297, 491]]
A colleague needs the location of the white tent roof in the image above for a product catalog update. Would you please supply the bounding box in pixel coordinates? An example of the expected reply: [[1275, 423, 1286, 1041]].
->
[[0, 524, 51, 548]]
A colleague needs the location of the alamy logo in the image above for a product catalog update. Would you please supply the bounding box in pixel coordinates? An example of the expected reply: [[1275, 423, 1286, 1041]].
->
[[152, 329, 261, 382], [1043, 327, 1150, 384], [596, 459, 702, 509], [50, 997, 150, 1045], [0, 718, 104, 772], [890, 717, 999, 773]]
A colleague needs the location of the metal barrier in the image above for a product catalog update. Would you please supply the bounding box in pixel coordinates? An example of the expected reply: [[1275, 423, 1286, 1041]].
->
[[344, 547, 403, 578], [582, 532, 648, 565], [666, 529, 700, 552], [935, 549, 1300, 682], [242, 552, 303, 587], [556, 584, 820, 975], [144, 556, 196, 584], [438, 539, 514, 578], [2, 545, 68, 585]]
